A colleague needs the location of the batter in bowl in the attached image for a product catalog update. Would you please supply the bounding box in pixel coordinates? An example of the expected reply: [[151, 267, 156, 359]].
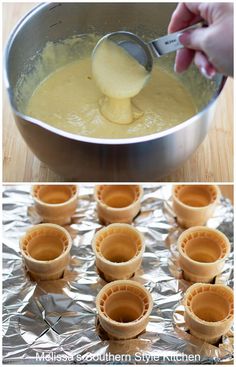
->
[[26, 35, 197, 139]]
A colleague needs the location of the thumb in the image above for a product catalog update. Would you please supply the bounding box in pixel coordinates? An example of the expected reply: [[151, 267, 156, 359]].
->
[[179, 28, 209, 52]]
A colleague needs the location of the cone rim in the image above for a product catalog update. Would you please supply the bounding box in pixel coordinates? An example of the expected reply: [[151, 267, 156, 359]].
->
[[96, 280, 153, 327], [32, 185, 78, 208], [178, 226, 230, 266], [184, 283, 234, 326], [92, 223, 145, 266], [94, 185, 143, 212], [172, 185, 220, 210], [20, 223, 72, 264]]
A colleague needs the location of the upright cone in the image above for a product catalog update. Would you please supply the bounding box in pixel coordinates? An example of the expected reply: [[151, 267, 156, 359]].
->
[[178, 226, 230, 283], [95, 185, 143, 224], [92, 223, 145, 281], [20, 223, 72, 281], [96, 280, 153, 340], [32, 185, 78, 225], [172, 185, 220, 228], [184, 283, 234, 344]]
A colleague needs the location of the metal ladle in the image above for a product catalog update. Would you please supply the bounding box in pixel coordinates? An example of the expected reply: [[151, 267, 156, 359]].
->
[[93, 22, 206, 72]]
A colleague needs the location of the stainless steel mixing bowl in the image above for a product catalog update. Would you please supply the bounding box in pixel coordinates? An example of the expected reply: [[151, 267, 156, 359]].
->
[[4, 3, 225, 181]]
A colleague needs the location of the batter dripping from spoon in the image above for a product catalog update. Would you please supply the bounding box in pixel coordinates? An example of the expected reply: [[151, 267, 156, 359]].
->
[[92, 39, 150, 124]]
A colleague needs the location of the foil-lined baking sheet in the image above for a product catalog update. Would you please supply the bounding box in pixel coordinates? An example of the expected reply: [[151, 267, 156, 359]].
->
[[2, 185, 234, 364]]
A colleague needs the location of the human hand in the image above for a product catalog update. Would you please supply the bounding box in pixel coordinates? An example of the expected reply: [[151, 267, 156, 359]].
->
[[168, 2, 233, 77]]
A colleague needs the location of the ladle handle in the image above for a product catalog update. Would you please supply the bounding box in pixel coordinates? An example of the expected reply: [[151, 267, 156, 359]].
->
[[149, 22, 206, 57]]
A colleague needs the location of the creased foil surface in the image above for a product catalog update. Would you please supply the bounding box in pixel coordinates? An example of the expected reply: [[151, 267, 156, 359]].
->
[[2, 185, 234, 364]]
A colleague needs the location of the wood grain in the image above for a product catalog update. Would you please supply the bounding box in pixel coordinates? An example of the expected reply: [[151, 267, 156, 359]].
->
[[3, 3, 233, 182], [220, 185, 233, 204]]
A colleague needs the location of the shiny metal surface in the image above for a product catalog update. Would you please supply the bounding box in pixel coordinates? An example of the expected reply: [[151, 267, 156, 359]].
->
[[150, 22, 205, 58], [4, 3, 226, 181], [101, 23, 204, 72], [2, 185, 234, 363]]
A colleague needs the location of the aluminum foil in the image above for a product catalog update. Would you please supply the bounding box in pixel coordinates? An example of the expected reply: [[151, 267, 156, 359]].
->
[[2, 185, 234, 364]]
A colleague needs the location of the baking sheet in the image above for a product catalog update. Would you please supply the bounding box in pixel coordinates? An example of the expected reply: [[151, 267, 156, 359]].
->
[[2, 185, 234, 364]]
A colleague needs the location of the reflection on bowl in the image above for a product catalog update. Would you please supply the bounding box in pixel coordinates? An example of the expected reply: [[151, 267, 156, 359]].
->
[[4, 3, 225, 181]]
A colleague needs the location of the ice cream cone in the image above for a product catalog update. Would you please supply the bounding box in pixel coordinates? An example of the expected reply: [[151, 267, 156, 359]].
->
[[96, 280, 153, 340], [184, 283, 234, 344], [32, 185, 78, 225], [95, 185, 143, 224], [172, 185, 220, 228], [178, 226, 230, 283], [92, 223, 145, 282], [20, 223, 72, 281]]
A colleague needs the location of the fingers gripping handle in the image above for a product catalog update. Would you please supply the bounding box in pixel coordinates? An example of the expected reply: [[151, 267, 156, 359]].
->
[[149, 22, 206, 57]]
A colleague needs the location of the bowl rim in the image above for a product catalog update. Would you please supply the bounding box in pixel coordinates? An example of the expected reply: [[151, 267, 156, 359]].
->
[[4, 2, 227, 146]]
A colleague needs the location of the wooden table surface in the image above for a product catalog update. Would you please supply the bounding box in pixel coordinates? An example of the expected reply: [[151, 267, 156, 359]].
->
[[3, 3, 233, 183], [220, 185, 233, 204]]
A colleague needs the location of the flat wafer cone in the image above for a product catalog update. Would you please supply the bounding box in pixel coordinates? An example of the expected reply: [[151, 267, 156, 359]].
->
[[20, 223, 72, 281], [172, 185, 220, 228], [32, 185, 78, 225], [184, 283, 234, 344], [95, 185, 143, 224], [96, 280, 153, 340], [178, 226, 230, 283], [92, 223, 144, 282]]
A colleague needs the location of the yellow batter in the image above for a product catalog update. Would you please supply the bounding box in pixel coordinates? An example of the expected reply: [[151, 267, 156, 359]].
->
[[26, 37, 197, 139], [92, 39, 150, 124]]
